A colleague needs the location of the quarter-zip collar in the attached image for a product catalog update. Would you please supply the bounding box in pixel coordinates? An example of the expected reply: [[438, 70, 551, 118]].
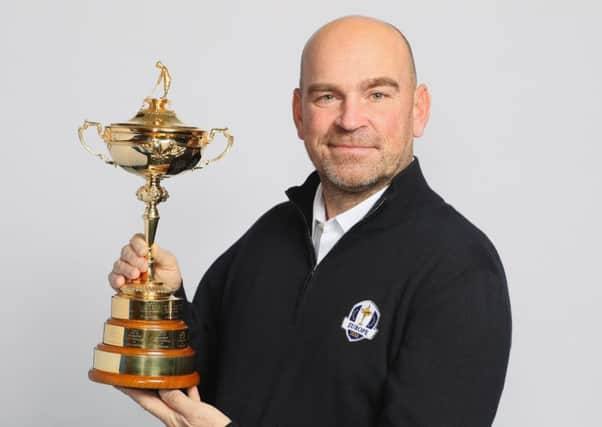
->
[[285, 156, 439, 228]]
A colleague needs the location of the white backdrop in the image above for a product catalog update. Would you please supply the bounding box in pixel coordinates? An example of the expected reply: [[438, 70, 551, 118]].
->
[[1, 1, 600, 426]]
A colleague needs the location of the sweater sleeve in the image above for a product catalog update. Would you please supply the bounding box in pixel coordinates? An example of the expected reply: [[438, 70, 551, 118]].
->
[[377, 268, 512, 427], [176, 240, 241, 407]]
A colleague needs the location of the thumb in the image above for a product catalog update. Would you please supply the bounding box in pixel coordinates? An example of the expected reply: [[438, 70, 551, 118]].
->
[[158, 389, 197, 419], [151, 243, 178, 267], [187, 386, 201, 402]]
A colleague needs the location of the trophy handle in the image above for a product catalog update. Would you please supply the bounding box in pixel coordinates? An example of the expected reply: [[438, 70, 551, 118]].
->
[[193, 127, 233, 170], [77, 120, 115, 165]]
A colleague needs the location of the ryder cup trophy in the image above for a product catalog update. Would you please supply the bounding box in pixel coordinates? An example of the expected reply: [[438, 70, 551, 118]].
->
[[78, 62, 233, 389]]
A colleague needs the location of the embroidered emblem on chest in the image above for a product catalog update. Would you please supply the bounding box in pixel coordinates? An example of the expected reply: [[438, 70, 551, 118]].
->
[[341, 300, 380, 342]]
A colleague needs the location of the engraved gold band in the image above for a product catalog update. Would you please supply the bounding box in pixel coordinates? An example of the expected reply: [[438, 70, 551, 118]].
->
[[93, 346, 195, 376], [103, 323, 188, 349], [111, 295, 183, 321]]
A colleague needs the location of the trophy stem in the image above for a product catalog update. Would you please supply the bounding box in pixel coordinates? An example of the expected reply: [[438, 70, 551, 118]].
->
[[145, 210, 159, 282], [137, 173, 169, 284]]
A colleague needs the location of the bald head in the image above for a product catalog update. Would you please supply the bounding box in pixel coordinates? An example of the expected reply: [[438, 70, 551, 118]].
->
[[299, 16, 417, 90], [292, 15, 431, 202]]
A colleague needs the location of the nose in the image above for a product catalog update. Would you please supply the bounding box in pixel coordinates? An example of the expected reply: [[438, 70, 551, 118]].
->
[[334, 97, 367, 132]]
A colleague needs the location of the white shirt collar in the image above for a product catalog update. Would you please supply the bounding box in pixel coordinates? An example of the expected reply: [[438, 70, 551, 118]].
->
[[311, 182, 389, 265], [312, 183, 387, 234]]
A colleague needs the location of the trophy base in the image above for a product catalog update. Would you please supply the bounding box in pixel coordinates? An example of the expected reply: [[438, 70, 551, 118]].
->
[[90, 293, 199, 390], [89, 369, 200, 389]]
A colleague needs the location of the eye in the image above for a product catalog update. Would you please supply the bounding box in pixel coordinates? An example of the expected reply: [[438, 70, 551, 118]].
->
[[316, 93, 336, 103], [313, 92, 339, 107], [370, 92, 386, 101]]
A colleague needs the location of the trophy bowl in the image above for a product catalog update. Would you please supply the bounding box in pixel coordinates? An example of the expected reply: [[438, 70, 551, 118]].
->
[[79, 97, 232, 178], [79, 62, 233, 389]]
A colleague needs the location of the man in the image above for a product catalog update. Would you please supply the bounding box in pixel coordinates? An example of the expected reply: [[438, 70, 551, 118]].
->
[[110, 16, 511, 427]]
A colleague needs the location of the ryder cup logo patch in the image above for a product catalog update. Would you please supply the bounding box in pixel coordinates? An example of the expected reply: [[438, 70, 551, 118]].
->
[[341, 300, 380, 342]]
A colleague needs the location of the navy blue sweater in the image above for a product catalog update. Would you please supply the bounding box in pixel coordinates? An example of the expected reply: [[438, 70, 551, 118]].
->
[[180, 158, 511, 426]]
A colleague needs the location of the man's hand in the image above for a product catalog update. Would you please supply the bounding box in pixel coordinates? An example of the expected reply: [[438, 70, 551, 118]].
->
[[108, 233, 182, 292], [118, 387, 232, 427]]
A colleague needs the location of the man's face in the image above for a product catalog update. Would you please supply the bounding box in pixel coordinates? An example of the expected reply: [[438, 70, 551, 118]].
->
[[293, 24, 429, 193]]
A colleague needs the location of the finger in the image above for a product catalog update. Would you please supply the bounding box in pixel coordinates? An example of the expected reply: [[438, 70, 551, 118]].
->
[[112, 259, 140, 280], [108, 272, 125, 291], [117, 387, 174, 424], [120, 245, 148, 272], [129, 233, 148, 257], [159, 389, 197, 419], [186, 386, 201, 402]]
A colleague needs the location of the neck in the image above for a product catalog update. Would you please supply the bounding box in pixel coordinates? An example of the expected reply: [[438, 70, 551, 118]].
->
[[319, 156, 415, 219], [320, 180, 388, 220]]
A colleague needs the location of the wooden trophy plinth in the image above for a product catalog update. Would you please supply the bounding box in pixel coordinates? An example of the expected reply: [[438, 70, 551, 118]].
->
[[89, 293, 200, 389]]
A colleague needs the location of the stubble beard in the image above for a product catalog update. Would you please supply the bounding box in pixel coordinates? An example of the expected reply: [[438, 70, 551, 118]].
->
[[320, 156, 386, 194], [318, 139, 410, 195]]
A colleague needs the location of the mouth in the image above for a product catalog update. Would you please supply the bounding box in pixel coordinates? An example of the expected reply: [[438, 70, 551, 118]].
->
[[327, 143, 378, 154]]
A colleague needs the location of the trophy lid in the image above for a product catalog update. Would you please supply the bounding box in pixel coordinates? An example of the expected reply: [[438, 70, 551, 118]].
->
[[114, 97, 200, 131], [78, 61, 233, 179], [106, 62, 206, 139]]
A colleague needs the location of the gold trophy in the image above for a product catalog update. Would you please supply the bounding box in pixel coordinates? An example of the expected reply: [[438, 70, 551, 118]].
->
[[78, 62, 233, 389]]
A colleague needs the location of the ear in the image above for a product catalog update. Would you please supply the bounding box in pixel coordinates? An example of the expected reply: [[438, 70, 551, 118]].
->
[[412, 84, 431, 138], [292, 88, 304, 140]]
